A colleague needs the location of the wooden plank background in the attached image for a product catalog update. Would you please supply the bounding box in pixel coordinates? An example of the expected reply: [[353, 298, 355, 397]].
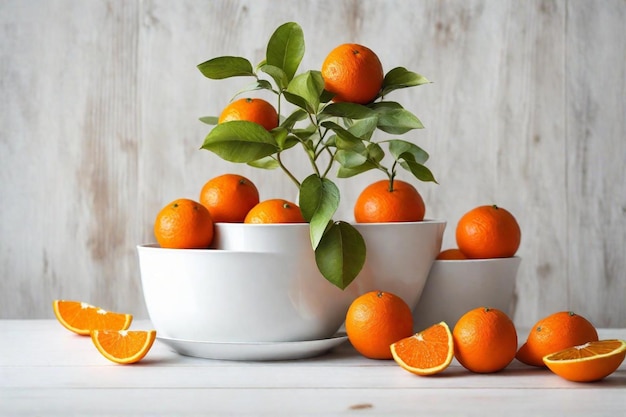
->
[[1, 0, 624, 327]]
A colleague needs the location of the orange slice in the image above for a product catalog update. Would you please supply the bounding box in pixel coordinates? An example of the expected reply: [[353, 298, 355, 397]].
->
[[543, 339, 626, 382], [53, 300, 133, 335], [91, 329, 157, 364], [391, 322, 454, 376]]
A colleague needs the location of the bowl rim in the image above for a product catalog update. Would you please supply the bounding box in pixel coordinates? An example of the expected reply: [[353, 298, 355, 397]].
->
[[212, 219, 447, 228], [432, 255, 522, 264]]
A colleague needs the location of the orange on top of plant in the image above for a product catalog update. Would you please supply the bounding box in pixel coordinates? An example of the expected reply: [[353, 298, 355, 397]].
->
[[354, 179, 425, 223], [391, 321, 455, 376], [321, 43, 384, 104], [244, 199, 305, 224], [436, 248, 468, 260], [543, 339, 626, 382], [455, 205, 521, 259], [345, 290, 414, 359], [53, 300, 132, 336], [199, 173, 260, 223], [218, 98, 278, 131], [154, 198, 214, 249], [516, 311, 599, 367], [453, 306, 518, 373], [91, 329, 157, 365]]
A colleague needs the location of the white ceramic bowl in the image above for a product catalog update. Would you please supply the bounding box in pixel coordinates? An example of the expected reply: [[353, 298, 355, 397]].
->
[[412, 256, 521, 331], [137, 244, 359, 343], [211, 220, 446, 310], [139, 220, 445, 343]]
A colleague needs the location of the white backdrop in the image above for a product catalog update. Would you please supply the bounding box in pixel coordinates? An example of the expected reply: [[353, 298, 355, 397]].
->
[[1, 0, 625, 327]]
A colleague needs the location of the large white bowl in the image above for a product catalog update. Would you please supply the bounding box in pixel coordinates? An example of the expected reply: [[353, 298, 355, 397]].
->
[[412, 256, 521, 331], [211, 220, 446, 309], [137, 244, 359, 343], [139, 220, 445, 343]]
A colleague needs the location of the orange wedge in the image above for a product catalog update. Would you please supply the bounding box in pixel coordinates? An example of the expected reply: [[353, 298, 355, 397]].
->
[[543, 339, 626, 382], [91, 329, 157, 364], [391, 322, 454, 376], [53, 300, 132, 335]]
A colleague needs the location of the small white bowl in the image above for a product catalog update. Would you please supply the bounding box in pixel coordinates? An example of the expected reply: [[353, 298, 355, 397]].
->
[[412, 256, 521, 331], [137, 244, 358, 343]]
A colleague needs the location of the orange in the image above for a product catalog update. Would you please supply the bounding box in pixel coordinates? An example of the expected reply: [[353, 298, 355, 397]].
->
[[91, 329, 157, 364], [391, 322, 454, 375], [453, 307, 518, 373], [321, 43, 384, 104], [53, 300, 132, 336], [243, 199, 305, 224], [455, 205, 521, 258], [354, 179, 425, 223], [199, 173, 260, 223], [154, 198, 214, 249], [218, 97, 278, 131], [345, 290, 414, 359], [543, 339, 626, 382], [436, 248, 468, 260], [516, 311, 599, 367]]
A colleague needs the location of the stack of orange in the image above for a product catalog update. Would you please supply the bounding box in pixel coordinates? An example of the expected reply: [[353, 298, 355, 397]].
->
[[436, 204, 521, 260]]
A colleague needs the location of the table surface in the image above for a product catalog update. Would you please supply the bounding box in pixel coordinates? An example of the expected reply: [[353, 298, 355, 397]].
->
[[1, 320, 625, 416]]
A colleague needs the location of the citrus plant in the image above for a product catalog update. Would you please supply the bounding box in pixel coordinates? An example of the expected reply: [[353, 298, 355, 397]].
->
[[197, 22, 436, 290]]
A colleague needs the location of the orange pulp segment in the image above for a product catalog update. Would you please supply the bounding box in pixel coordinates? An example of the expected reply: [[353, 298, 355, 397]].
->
[[391, 322, 454, 376], [53, 300, 133, 336], [543, 339, 626, 382], [91, 329, 157, 364]]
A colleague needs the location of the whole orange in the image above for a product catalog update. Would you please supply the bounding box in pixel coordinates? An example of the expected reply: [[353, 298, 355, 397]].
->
[[218, 98, 279, 131], [354, 179, 425, 223], [154, 198, 214, 249], [455, 205, 521, 258], [516, 311, 599, 367], [243, 199, 305, 224], [199, 174, 259, 223], [345, 291, 414, 359], [321, 43, 384, 104], [453, 307, 518, 373]]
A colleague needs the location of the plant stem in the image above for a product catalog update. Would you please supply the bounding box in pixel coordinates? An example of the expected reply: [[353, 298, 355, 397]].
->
[[276, 153, 301, 189]]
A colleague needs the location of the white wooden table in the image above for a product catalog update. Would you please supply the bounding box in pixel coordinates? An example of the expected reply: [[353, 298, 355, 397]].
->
[[1, 320, 625, 416]]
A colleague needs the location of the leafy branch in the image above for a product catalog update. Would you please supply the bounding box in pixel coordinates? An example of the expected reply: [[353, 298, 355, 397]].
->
[[197, 22, 436, 290]]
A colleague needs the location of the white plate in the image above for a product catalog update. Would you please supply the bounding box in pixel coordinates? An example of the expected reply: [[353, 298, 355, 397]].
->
[[157, 333, 349, 361]]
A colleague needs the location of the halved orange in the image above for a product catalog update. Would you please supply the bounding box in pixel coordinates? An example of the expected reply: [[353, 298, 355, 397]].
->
[[391, 322, 454, 376], [543, 339, 626, 382], [91, 329, 157, 364], [53, 300, 133, 335]]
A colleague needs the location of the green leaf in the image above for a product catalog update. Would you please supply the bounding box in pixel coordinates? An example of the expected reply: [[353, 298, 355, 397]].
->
[[347, 117, 379, 140], [336, 161, 378, 178], [231, 80, 275, 100], [280, 109, 308, 130], [201, 121, 278, 163], [259, 64, 289, 90], [197, 56, 255, 79], [285, 71, 325, 113], [199, 116, 218, 125], [320, 102, 375, 120], [388, 139, 429, 164], [400, 157, 438, 183], [299, 175, 340, 248], [315, 221, 366, 290], [321, 121, 365, 152], [266, 22, 305, 81], [376, 108, 424, 134], [248, 156, 279, 169], [366, 142, 385, 162], [381, 67, 430, 96], [335, 150, 368, 168]]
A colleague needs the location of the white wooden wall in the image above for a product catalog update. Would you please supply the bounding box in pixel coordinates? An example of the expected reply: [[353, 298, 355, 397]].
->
[[1, 0, 624, 327]]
